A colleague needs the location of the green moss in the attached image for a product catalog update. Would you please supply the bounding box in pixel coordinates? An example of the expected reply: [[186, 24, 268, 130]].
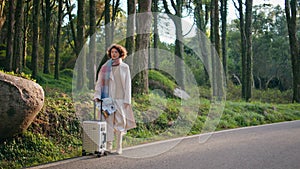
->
[[148, 70, 177, 97]]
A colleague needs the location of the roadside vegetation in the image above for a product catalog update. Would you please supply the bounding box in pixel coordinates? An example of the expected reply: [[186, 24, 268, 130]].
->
[[0, 71, 299, 169], [0, 1, 299, 169]]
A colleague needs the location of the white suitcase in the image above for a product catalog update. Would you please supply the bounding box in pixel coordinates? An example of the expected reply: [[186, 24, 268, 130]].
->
[[82, 120, 107, 157], [82, 100, 107, 157]]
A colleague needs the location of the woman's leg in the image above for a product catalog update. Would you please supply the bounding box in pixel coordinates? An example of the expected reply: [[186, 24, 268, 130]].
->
[[116, 131, 123, 154], [106, 114, 115, 152], [114, 107, 126, 154], [113, 100, 127, 154]]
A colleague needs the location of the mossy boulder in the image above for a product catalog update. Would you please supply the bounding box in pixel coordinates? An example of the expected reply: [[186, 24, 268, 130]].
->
[[0, 72, 44, 140]]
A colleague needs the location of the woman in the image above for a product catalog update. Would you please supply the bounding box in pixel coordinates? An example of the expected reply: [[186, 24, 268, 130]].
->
[[94, 44, 136, 154]]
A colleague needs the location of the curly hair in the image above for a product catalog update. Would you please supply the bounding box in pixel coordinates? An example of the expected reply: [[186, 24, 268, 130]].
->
[[106, 44, 128, 59]]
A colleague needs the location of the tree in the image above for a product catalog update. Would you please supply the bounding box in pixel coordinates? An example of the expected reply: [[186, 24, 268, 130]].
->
[[55, 0, 63, 80], [152, 0, 159, 69], [0, 0, 5, 32], [104, 0, 121, 50], [245, 0, 253, 101], [163, 0, 185, 89], [125, 0, 136, 69], [31, 0, 40, 78], [22, 0, 30, 68], [221, 0, 228, 80], [43, 0, 52, 74], [252, 4, 291, 90], [233, 0, 253, 101], [194, 0, 210, 85], [285, 0, 300, 102], [210, 0, 221, 96], [134, 0, 152, 94], [110, 0, 121, 41], [233, 0, 246, 98], [5, 0, 14, 71], [105, 0, 111, 49], [87, 0, 96, 88], [66, 0, 77, 53], [212, 0, 220, 54], [76, 0, 86, 90], [13, 0, 24, 73]]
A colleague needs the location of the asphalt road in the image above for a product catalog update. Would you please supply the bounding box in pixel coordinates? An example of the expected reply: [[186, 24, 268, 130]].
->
[[28, 120, 300, 169]]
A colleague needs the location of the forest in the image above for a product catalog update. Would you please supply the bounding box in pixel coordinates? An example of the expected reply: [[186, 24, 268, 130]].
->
[[0, 0, 299, 102], [0, 0, 300, 168]]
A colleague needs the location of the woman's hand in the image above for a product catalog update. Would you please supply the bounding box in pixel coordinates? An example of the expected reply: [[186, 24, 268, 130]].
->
[[94, 98, 101, 102]]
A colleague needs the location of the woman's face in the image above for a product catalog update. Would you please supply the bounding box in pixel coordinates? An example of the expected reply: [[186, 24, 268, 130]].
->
[[111, 48, 120, 60]]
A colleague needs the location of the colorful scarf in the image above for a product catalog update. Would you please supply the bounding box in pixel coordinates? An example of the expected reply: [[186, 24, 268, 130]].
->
[[100, 58, 122, 99]]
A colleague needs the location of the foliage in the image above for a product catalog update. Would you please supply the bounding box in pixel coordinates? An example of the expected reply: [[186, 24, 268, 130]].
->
[[148, 70, 177, 97], [1, 58, 300, 168], [0, 132, 62, 168], [0, 70, 36, 82], [124, 89, 300, 147], [217, 101, 300, 129], [0, 92, 81, 169], [228, 4, 293, 91], [252, 5, 292, 90], [36, 70, 73, 96]]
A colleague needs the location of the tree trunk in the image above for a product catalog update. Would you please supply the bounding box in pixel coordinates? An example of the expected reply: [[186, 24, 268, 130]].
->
[[22, 0, 29, 68], [134, 0, 152, 94], [125, 0, 136, 70], [234, 0, 247, 100], [76, 0, 86, 90], [194, 0, 205, 32], [257, 76, 261, 90], [175, 0, 185, 89], [87, 0, 96, 88], [66, 0, 77, 52], [162, 0, 185, 89], [215, 0, 223, 98], [105, 0, 111, 49], [55, 0, 63, 80], [0, 0, 6, 32], [152, 0, 159, 69], [266, 76, 275, 89], [43, 0, 51, 74], [13, 0, 24, 73], [245, 0, 253, 101], [110, 0, 120, 41], [285, 0, 300, 102], [214, 0, 220, 55], [5, 0, 14, 72], [32, 0, 40, 78], [210, 0, 218, 96], [194, 0, 209, 85], [174, 16, 185, 89], [221, 0, 228, 81]]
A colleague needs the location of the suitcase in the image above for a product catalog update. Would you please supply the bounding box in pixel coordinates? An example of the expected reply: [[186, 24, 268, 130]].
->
[[82, 100, 107, 157]]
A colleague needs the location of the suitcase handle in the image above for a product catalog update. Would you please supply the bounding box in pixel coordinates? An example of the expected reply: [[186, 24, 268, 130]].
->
[[94, 99, 103, 121]]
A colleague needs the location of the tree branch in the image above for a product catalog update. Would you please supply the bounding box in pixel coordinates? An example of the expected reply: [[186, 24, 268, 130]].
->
[[232, 0, 239, 11], [163, 0, 172, 15], [170, 0, 177, 14], [65, 0, 77, 51]]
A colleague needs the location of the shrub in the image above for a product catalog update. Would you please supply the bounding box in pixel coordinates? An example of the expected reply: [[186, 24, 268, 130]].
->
[[148, 70, 177, 97]]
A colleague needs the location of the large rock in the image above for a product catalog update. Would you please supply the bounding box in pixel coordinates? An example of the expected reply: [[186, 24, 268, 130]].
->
[[0, 72, 44, 139]]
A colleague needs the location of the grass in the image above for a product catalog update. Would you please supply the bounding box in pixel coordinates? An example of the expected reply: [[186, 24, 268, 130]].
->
[[0, 70, 300, 168], [122, 95, 300, 148], [0, 93, 82, 169]]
